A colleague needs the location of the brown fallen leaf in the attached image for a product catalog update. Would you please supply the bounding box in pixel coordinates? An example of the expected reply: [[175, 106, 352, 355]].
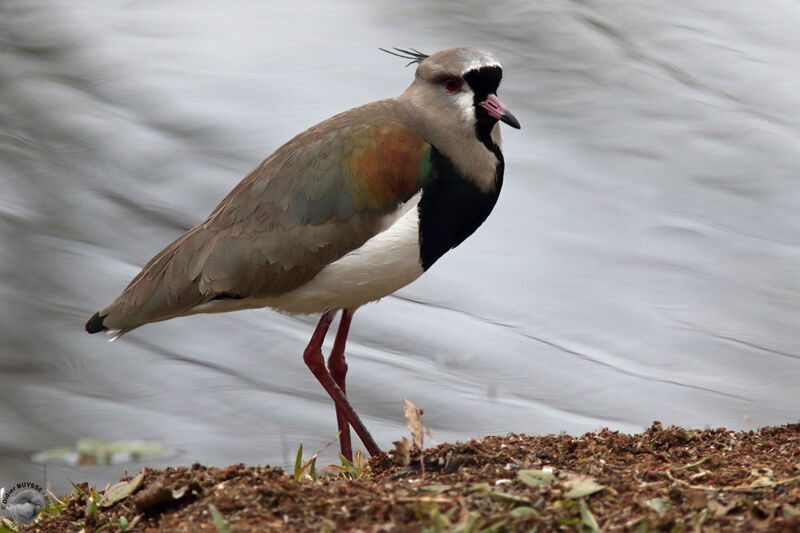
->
[[707, 497, 739, 517], [390, 437, 412, 467], [404, 399, 424, 450]]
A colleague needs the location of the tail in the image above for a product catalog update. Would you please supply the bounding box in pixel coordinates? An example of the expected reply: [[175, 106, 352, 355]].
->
[[83, 226, 214, 337], [85, 312, 108, 334]]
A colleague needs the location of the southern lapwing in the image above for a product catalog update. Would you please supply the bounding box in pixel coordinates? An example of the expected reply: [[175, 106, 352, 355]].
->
[[85, 47, 520, 460]]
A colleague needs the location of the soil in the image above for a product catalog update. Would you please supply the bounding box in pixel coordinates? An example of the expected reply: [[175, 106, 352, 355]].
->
[[23, 422, 800, 532]]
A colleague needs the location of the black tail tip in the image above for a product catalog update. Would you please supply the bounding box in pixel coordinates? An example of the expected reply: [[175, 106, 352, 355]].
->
[[85, 312, 108, 334]]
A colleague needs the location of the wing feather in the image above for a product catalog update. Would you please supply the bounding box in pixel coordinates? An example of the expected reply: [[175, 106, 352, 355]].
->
[[100, 100, 435, 332]]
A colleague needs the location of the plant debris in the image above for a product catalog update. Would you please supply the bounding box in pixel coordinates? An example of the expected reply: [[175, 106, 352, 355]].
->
[[98, 472, 144, 508], [31, 439, 165, 466], [404, 399, 425, 451], [23, 421, 800, 532]]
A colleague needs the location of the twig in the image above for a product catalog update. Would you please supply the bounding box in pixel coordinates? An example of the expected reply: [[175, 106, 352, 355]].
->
[[666, 470, 800, 492], [672, 457, 709, 470]]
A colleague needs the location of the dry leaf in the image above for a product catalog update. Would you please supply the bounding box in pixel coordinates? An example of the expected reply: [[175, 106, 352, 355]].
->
[[645, 497, 670, 516], [390, 437, 412, 467], [421, 484, 452, 493], [580, 500, 601, 533], [489, 491, 530, 505], [99, 472, 144, 507], [518, 469, 555, 488], [404, 399, 424, 450], [707, 499, 738, 517], [563, 475, 605, 499]]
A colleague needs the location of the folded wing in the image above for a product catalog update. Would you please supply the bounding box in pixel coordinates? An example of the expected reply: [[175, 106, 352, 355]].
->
[[96, 102, 434, 333]]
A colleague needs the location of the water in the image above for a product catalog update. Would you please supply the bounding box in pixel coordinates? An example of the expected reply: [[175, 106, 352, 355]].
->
[[1, 0, 799, 495]]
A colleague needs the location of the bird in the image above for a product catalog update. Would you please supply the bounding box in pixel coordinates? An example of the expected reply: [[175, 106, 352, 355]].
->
[[8, 489, 44, 525], [85, 47, 520, 461]]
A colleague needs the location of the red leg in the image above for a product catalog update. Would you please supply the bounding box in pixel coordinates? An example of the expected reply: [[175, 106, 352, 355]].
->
[[302, 311, 380, 457], [328, 309, 353, 460]]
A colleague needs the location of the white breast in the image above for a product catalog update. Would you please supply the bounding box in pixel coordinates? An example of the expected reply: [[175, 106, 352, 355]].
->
[[260, 196, 425, 314]]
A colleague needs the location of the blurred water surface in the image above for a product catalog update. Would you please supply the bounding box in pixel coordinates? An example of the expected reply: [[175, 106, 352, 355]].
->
[[1, 0, 799, 494]]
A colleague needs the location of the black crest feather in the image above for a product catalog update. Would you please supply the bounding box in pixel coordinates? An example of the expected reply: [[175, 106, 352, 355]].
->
[[379, 47, 429, 67]]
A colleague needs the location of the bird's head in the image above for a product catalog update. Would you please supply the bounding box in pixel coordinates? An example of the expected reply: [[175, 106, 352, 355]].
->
[[387, 47, 520, 150]]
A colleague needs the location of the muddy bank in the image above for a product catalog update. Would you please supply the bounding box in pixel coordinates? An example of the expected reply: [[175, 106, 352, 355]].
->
[[24, 422, 800, 532]]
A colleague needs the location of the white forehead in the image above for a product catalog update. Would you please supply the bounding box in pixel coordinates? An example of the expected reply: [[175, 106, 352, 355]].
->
[[418, 47, 501, 76], [458, 49, 501, 72]]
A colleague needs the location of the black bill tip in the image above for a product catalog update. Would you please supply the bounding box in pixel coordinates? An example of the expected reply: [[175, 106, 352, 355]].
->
[[500, 110, 521, 129]]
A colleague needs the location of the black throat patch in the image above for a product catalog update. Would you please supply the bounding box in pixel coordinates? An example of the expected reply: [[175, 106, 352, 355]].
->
[[417, 147, 504, 270]]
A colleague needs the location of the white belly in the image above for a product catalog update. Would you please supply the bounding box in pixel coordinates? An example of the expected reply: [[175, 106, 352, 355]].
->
[[258, 203, 425, 314]]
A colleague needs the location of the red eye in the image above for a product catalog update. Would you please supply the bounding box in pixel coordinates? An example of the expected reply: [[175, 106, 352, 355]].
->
[[443, 78, 461, 93]]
